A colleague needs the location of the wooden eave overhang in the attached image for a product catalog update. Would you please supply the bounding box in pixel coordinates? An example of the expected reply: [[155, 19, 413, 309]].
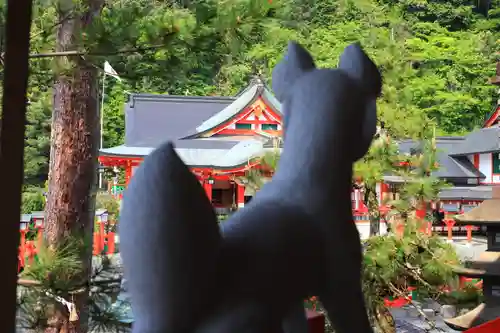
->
[[454, 187, 500, 225], [99, 152, 263, 174]]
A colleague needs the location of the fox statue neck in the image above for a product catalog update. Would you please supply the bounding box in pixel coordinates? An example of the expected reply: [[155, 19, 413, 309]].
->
[[271, 127, 354, 215]]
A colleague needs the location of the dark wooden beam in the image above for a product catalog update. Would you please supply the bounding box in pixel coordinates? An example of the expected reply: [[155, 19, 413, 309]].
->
[[0, 0, 33, 331]]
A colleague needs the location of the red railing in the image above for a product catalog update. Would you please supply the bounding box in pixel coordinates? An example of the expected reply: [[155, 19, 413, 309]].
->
[[18, 220, 116, 272]]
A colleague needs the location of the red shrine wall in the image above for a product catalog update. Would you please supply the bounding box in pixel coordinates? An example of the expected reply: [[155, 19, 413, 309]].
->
[[471, 152, 500, 184]]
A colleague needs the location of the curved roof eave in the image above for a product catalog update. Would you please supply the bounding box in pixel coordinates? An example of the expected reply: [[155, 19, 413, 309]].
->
[[182, 85, 282, 140], [100, 151, 258, 171]]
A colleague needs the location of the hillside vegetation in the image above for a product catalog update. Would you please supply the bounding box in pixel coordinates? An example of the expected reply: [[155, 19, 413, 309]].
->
[[3, 0, 498, 187]]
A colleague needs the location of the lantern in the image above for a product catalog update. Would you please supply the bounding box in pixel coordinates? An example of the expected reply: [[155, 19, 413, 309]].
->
[[96, 209, 109, 224]]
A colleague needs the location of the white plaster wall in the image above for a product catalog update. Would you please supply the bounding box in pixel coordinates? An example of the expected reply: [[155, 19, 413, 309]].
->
[[356, 221, 388, 240], [479, 153, 493, 183]]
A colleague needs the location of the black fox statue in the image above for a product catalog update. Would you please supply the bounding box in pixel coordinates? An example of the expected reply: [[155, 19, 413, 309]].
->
[[119, 42, 382, 333]]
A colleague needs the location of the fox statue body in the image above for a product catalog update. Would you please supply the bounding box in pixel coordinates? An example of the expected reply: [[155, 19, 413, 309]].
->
[[119, 42, 382, 333]]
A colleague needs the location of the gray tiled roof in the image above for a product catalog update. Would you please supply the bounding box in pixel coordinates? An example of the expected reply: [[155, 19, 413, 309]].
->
[[103, 80, 284, 168], [439, 186, 492, 200], [124, 94, 234, 147], [100, 139, 272, 169], [449, 127, 500, 156], [122, 80, 282, 148], [397, 138, 484, 179]]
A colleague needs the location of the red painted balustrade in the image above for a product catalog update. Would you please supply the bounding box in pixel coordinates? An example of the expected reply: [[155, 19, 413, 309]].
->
[[18, 220, 116, 272]]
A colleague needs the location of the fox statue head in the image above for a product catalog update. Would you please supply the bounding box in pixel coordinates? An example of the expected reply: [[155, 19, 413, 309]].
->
[[272, 42, 381, 163], [119, 42, 381, 333]]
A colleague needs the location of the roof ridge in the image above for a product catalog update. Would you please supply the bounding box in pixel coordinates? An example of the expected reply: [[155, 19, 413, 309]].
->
[[130, 94, 235, 103]]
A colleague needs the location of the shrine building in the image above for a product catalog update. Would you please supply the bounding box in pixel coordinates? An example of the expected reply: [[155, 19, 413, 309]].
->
[[100, 71, 500, 226], [99, 79, 283, 214]]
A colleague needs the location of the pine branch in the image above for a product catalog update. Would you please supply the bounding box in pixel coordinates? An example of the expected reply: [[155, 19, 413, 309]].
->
[[28, 42, 174, 59]]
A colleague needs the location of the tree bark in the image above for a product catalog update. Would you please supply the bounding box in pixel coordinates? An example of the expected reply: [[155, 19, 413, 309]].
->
[[365, 185, 380, 236], [44, 0, 104, 332]]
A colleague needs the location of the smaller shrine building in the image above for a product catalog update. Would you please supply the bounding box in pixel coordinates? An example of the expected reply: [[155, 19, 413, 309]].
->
[[99, 79, 282, 213]]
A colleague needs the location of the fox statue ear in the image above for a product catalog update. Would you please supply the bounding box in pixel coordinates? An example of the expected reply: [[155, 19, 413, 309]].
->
[[272, 41, 315, 102], [338, 43, 381, 98]]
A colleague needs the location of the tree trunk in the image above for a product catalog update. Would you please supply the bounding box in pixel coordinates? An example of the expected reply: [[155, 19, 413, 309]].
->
[[44, 1, 104, 332], [366, 186, 380, 236], [375, 305, 396, 333]]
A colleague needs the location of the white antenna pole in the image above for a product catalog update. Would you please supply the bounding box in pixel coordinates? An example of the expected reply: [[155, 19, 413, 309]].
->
[[99, 72, 106, 189]]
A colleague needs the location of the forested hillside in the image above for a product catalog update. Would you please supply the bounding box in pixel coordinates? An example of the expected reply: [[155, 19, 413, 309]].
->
[[5, 0, 499, 187]]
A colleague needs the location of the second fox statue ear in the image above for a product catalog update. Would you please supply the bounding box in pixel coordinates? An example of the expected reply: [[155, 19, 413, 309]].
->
[[338, 43, 381, 161], [272, 42, 316, 102], [338, 43, 382, 98]]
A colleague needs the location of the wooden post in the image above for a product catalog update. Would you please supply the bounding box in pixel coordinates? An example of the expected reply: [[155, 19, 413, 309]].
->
[[237, 183, 245, 209], [25, 241, 35, 265], [99, 222, 105, 253], [107, 232, 115, 254], [445, 219, 455, 243], [93, 232, 100, 255], [203, 181, 213, 202], [19, 230, 26, 257], [125, 160, 132, 186], [37, 227, 44, 249], [466, 225, 473, 247]]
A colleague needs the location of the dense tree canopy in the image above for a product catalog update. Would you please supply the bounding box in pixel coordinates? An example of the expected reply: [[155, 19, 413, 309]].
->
[[0, 0, 497, 187]]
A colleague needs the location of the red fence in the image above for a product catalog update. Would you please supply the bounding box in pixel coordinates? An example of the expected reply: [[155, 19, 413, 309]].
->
[[18, 219, 116, 272]]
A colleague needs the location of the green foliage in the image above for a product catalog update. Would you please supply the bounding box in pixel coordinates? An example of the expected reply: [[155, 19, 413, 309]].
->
[[363, 229, 461, 321], [12, 0, 499, 188], [18, 239, 127, 331], [21, 187, 45, 214], [240, 148, 281, 192], [96, 192, 121, 222]]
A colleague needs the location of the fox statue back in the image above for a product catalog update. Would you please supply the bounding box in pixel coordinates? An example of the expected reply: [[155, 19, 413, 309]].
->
[[119, 42, 382, 333]]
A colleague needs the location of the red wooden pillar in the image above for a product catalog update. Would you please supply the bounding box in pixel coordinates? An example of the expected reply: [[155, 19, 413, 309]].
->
[[125, 160, 132, 186], [107, 232, 115, 254], [445, 219, 456, 243], [237, 183, 245, 209], [466, 225, 473, 246], [100, 222, 105, 252], [203, 181, 213, 202], [19, 230, 26, 268], [93, 232, 100, 255]]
